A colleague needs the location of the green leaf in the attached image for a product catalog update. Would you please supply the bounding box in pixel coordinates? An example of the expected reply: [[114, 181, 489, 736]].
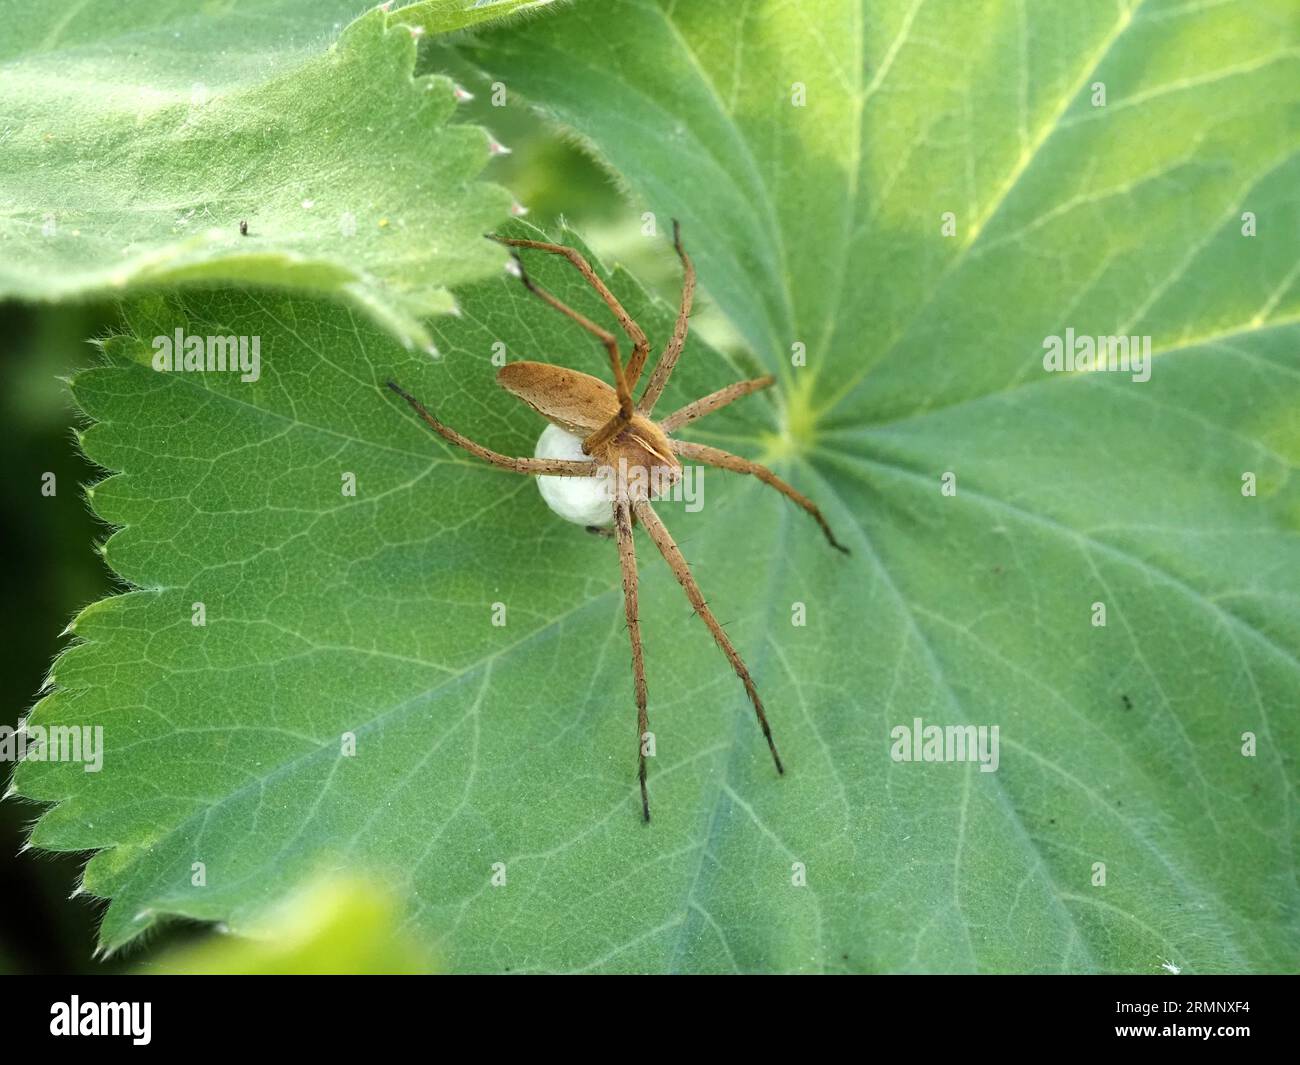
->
[[394, 0, 564, 34], [453, 0, 1300, 971], [17, 223, 803, 964], [464, 1, 1300, 417], [15, 0, 1300, 974], [0, 0, 550, 346]]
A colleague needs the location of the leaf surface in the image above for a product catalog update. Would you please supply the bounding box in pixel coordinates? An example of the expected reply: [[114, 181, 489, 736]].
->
[[453, 0, 1300, 971], [15, 0, 1300, 973]]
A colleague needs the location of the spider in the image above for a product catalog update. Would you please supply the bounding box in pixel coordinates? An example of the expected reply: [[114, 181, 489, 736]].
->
[[387, 224, 847, 822]]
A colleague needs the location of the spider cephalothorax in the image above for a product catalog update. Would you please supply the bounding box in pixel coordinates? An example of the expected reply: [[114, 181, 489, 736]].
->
[[498, 360, 682, 500], [388, 224, 846, 822]]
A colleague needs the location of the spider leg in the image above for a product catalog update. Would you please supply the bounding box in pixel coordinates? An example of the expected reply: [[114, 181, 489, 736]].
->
[[615, 498, 652, 822], [631, 498, 784, 775], [658, 375, 775, 434], [486, 234, 650, 386], [502, 252, 632, 420], [387, 381, 598, 476], [638, 220, 696, 414], [488, 235, 644, 455], [671, 439, 848, 552]]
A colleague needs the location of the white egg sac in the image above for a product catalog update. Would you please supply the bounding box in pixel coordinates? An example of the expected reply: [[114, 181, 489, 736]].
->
[[533, 423, 614, 527]]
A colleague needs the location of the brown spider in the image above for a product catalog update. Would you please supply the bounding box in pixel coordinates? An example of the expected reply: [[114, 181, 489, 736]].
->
[[387, 224, 847, 822]]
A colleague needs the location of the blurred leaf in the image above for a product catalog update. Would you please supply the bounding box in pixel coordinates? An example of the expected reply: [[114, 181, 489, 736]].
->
[[147, 876, 434, 974], [0, 0, 552, 346]]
